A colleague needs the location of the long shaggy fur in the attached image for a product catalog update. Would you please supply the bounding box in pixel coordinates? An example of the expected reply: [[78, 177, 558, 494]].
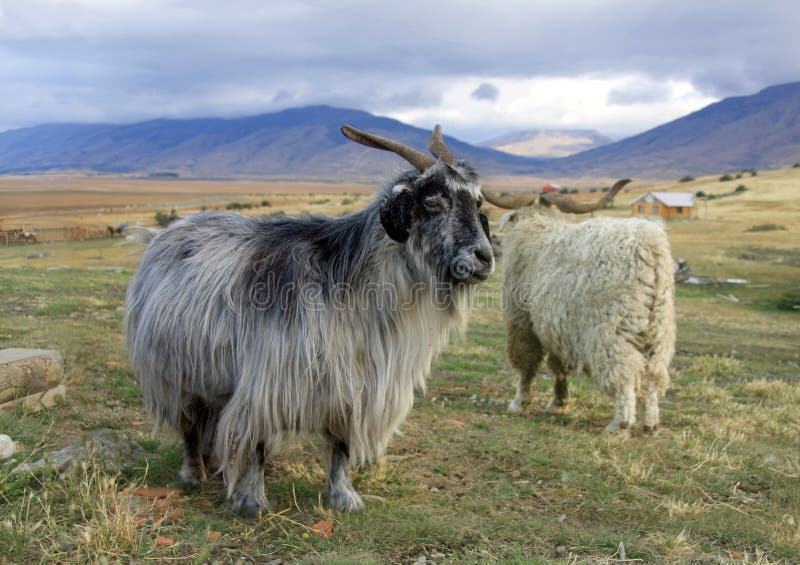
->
[[503, 210, 675, 430], [125, 193, 476, 494]]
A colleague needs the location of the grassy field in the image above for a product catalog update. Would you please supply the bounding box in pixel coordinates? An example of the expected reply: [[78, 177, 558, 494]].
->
[[0, 168, 798, 563]]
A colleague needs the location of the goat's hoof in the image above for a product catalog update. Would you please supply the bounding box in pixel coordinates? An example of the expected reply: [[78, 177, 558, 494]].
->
[[545, 398, 569, 414], [641, 424, 659, 434], [604, 421, 633, 434], [168, 477, 201, 493], [231, 494, 270, 518], [508, 399, 526, 414], [329, 488, 365, 512]]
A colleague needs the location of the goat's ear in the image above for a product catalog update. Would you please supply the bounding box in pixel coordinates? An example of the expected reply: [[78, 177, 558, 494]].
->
[[380, 184, 416, 242], [479, 212, 491, 240]]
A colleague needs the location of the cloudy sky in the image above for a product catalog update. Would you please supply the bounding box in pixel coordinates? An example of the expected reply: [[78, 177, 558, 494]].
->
[[1, 0, 798, 142]]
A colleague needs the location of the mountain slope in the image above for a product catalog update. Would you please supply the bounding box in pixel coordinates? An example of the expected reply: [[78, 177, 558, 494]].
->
[[479, 129, 613, 158], [549, 82, 800, 177], [0, 106, 544, 179]]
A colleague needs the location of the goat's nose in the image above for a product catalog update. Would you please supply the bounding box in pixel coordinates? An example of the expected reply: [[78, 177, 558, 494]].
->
[[473, 246, 493, 267]]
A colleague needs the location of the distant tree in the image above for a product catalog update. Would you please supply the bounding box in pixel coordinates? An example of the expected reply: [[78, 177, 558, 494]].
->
[[719, 174, 733, 182], [155, 209, 178, 227], [679, 175, 695, 182]]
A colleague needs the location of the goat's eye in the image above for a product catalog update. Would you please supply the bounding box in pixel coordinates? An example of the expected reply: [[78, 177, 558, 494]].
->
[[423, 195, 446, 212]]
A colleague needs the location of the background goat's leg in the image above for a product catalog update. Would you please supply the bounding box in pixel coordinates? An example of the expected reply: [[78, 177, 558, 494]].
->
[[545, 355, 569, 413], [174, 397, 211, 491], [507, 311, 543, 413], [230, 442, 269, 517], [326, 439, 364, 512]]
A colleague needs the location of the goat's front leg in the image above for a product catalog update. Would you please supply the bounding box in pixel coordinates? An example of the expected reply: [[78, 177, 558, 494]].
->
[[230, 442, 270, 518], [605, 383, 636, 433], [326, 439, 364, 512]]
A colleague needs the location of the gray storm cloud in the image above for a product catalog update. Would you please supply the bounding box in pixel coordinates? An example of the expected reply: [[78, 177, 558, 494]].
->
[[471, 83, 500, 102], [0, 0, 798, 138]]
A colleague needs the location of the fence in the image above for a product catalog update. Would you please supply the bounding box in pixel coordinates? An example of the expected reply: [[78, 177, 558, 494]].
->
[[0, 225, 112, 246]]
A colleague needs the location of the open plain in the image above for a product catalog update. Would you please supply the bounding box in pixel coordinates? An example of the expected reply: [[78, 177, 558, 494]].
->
[[1, 168, 798, 562]]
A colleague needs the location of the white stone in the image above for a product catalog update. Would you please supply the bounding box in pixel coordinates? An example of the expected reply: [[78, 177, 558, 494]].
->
[[0, 434, 16, 460]]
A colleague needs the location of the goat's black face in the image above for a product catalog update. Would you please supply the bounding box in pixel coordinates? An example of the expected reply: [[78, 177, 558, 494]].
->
[[380, 160, 494, 284]]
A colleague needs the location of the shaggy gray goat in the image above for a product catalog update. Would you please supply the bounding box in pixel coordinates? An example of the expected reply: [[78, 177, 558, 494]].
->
[[483, 181, 675, 433], [125, 125, 494, 516]]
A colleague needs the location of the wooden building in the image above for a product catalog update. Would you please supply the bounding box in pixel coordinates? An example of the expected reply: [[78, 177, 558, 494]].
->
[[629, 192, 694, 220]]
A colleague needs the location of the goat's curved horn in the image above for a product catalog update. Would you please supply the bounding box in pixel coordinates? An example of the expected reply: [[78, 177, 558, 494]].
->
[[481, 188, 538, 210], [428, 124, 454, 164], [341, 125, 435, 172], [539, 179, 632, 214]]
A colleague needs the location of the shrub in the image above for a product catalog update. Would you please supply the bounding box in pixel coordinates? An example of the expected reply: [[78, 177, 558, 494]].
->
[[341, 198, 355, 205], [735, 185, 747, 192], [747, 223, 786, 232], [688, 355, 741, 380], [719, 174, 733, 182], [569, 188, 579, 194], [695, 191, 706, 198], [559, 187, 569, 194], [775, 288, 800, 312], [794, 162, 800, 168], [311, 198, 331, 205], [154, 209, 178, 227], [226, 202, 252, 210], [261, 199, 271, 207], [589, 187, 598, 193], [601, 186, 610, 192], [735, 173, 742, 179], [750, 170, 757, 176], [679, 176, 695, 183]]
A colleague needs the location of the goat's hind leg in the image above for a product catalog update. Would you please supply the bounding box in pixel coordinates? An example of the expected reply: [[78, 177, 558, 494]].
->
[[326, 439, 364, 512], [545, 355, 569, 414], [507, 312, 544, 413], [173, 397, 212, 491]]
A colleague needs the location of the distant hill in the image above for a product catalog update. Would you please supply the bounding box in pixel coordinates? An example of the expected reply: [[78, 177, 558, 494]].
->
[[479, 129, 613, 158], [1, 82, 798, 180], [549, 82, 800, 178], [0, 106, 544, 180]]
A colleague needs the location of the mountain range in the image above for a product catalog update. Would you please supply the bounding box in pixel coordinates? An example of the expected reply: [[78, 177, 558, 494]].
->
[[550, 82, 800, 177], [0, 82, 798, 179], [479, 129, 613, 158]]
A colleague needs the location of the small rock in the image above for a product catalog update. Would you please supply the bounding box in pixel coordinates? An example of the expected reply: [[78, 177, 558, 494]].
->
[[555, 545, 566, 557], [0, 384, 67, 413], [0, 348, 64, 403], [0, 434, 16, 459], [558, 514, 567, 523], [56, 537, 76, 552], [27, 252, 46, 259], [11, 429, 154, 479]]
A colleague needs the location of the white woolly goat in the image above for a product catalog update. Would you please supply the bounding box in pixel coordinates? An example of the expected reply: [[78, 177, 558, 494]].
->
[[483, 180, 675, 432]]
